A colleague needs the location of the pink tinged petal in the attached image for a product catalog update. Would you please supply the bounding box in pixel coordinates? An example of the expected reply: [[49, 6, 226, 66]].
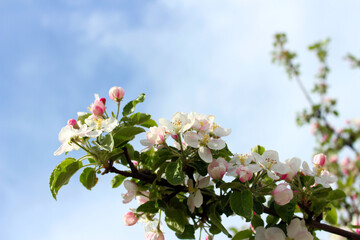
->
[[273, 183, 293, 205], [262, 150, 279, 162], [249, 163, 262, 173], [187, 194, 195, 213], [197, 176, 210, 188], [122, 191, 136, 204], [198, 146, 213, 163], [140, 139, 153, 147], [255, 227, 266, 240], [124, 180, 138, 191], [207, 138, 226, 150], [123, 211, 139, 226], [271, 162, 290, 175], [158, 118, 174, 133], [301, 162, 315, 176], [184, 132, 201, 148], [264, 227, 286, 240], [267, 170, 280, 180], [193, 190, 203, 208]]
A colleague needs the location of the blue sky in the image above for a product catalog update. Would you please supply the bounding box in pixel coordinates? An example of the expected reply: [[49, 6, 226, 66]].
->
[[1, 0, 360, 239]]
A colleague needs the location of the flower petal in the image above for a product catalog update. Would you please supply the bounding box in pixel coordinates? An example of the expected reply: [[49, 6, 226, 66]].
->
[[183, 132, 200, 148], [198, 146, 213, 163], [193, 190, 203, 208], [207, 138, 226, 150]]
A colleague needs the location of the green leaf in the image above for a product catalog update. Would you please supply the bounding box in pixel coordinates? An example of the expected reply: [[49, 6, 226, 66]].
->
[[100, 133, 114, 152], [112, 126, 145, 146], [230, 190, 253, 221], [209, 204, 232, 238], [77, 113, 91, 124], [111, 175, 127, 188], [50, 158, 83, 200], [188, 160, 208, 176], [122, 93, 146, 116], [140, 119, 158, 128], [274, 197, 297, 223], [219, 182, 245, 191], [79, 167, 98, 190], [175, 225, 195, 239], [251, 214, 264, 229], [137, 200, 158, 214], [165, 216, 185, 233], [165, 159, 185, 185], [232, 230, 253, 240], [325, 204, 337, 225], [251, 145, 265, 155], [328, 189, 346, 201]]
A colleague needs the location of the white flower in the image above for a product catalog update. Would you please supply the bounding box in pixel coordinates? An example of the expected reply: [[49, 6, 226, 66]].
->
[[122, 180, 138, 204], [140, 126, 167, 151], [252, 150, 289, 180], [187, 174, 210, 213], [158, 112, 191, 134], [85, 116, 119, 133], [302, 162, 337, 188], [227, 153, 261, 176], [281, 157, 301, 181], [255, 226, 286, 240], [54, 123, 101, 156], [183, 131, 226, 163], [187, 112, 215, 133], [211, 123, 232, 137], [287, 218, 313, 240]]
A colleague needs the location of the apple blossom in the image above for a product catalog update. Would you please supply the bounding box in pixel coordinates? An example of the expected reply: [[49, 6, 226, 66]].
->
[[140, 126, 167, 151], [158, 112, 191, 135], [54, 122, 102, 156], [67, 119, 79, 129], [255, 226, 286, 240], [302, 161, 337, 188], [123, 211, 139, 226], [280, 157, 301, 181], [313, 153, 326, 167], [273, 183, 293, 205], [109, 86, 125, 103], [183, 131, 226, 163], [122, 180, 138, 204], [236, 165, 253, 182], [252, 150, 289, 180], [187, 175, 210, 213], [211, 123, 232, 137], [227, 153, 261, 176], [207, 158, 228, 180], [187, 112, 215, 133], [205, 236, 213, 240], [145, 230, 165, 240], [99, 97, 106, 105], [287, 218, 313, 240], [90, 94, 106, 117]]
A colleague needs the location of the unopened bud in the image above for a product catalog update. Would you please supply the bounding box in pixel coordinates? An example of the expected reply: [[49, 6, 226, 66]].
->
[[313, 153, 326, 167], [67, 119, 79, 129], [123, 211, 138, 226], [99, 97, 106, 105], [109, 86, 125, 103]]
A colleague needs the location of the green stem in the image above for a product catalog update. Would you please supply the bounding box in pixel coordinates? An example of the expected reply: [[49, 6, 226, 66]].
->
[[116, 102, 121, 119]]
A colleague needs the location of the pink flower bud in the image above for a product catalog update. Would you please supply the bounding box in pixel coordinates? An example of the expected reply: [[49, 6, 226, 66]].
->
[[91, 99, 106, 117], [123, 211, 138, 226], [321, 134, 329, 143], [99, 97, 106, 105], [205, 236, 213, 240], [171, 134, 179, 141], [273, 183, 293, 206], [132, 160, 138, 166], [145, 231, 165, 240], [313, 153, 326, 167], [67, 119, 79, 129], [109, 86, 125, 103], [207, 158, 228, 180], [236, 165, 253, 182]]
